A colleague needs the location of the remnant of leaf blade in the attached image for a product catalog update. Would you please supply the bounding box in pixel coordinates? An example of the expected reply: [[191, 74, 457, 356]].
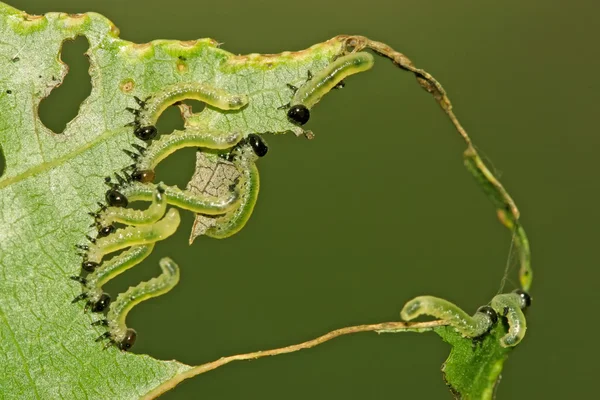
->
[[435, 324, 512, 400], [0, 1, 349, 397]]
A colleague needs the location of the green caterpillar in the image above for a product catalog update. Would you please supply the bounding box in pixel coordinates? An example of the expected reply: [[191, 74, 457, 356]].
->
[[72, 134, 267, 350], [401, 289, 532, 347], [281, 51, 375, 126], [93, 257, 180, 350], [126, 82, 249, 140]]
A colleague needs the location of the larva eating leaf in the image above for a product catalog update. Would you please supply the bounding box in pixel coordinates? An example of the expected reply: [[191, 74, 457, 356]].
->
[[96, 184, 167, 228], [126, 82, 249, 140], [188, 134, 265, 241], [94, 257, 180, 351], [281, 51, 375, 126], [134, 128, 244, 172], [71, 245, 154, 313], [490, 289, 531, 347], [86, 207, 180, 264], [401, 289, 532, 346], [401, 296, 498, 339]]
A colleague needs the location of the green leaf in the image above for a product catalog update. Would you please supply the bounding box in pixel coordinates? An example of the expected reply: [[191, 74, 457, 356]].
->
[[436, 324, 513, 400], [0, 2, 347, 397]]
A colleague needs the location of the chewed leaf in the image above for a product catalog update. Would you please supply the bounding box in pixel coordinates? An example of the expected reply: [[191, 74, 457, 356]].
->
[[435, 324, 513, 400], [0, 1, 361, 396], [188, 151, 241, 241]]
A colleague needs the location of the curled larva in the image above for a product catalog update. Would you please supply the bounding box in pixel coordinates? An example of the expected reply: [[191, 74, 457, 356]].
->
[[71, 245, 154, 312], [86, 208, 180, 264], [284, 52, 374, 126], [401, 296, 497, 339], [134, 128, 244, 172], [127, 82, 249, 140], [490, 289, 532, 347], [205, 136, 263, 238], [95, 257, 180, 351], [97, 184, 166, 227]]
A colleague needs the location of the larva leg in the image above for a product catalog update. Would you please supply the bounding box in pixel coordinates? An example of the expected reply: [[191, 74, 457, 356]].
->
[[401, 296, 497, 339], [71, 244, 154, 312], [126, 82, 249, 140], [96, 257, 180, 351], [490, 289, 531, 347], [85, 208, 180, 264]]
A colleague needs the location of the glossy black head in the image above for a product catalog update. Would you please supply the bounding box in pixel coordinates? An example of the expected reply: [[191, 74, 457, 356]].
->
[[90, 293, 111, 313], [106, 189, 128, 208], [118, 329, 137, 351], [287, 104, 310, 126], [513, 289, 532, 309], [134, 126, 157, 141], [97, 225, 116, 238], [82, 261, 99, 273], [476, 305, 498, 325], [247, 134, 268, 157], [131, 169, 155, 183]]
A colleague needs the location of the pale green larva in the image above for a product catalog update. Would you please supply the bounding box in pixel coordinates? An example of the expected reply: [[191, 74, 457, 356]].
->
[[86, 208, 180, 264], [401, 290, 532, 347], [127, 82, 249, 140], [490, 289, 531, 347], [71, 245, 154, 313], [401, 296, 497, 338], [120, 181, 241, 216], [284, 52, 375, 126], [95, 257, 180, 351], [97, 184, 167, 227], [134, 128, 244, 172], [205, 136, 262, 239]]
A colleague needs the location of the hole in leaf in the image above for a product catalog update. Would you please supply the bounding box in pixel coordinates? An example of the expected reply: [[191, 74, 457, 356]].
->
[[38, 36, 92, 134], [153, 103, 199, 189]]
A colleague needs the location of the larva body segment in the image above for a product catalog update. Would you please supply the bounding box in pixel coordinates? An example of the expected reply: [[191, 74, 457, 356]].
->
[[73, 245, 154, 311], [97, 185, 167, 227], [121, 181, 241, 216], [135, 129, 244, 171], [103, 257, 180, 351], [129, 82, 248, 141], [87, 245, 155, 290], [86, 208, 180, 263], [490, 290, 531, 347], [139, 82, 248, 127], [206, 145, 260, 239], [285, 52, 375, 126], [291, 52, 374, 109], [401, 296, 496, 338]]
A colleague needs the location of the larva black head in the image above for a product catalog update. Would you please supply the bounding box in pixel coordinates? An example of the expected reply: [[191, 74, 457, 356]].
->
[[82, 261, 99, 273], [287, 104, 310, 126], [247, 134, 268, 157], [476, 305, 498, 326], [90, 293, 111, 313], [106, 189, 128, 208], [131, 169, 155, 183], [118, 329, 137, 351], [97, 225, 116, 238], [134, 126, 158, 141], [513, 289, 532, 309]]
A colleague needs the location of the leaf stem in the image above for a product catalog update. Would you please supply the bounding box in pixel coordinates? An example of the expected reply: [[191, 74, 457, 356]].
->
[[142, 319, 448, 399]]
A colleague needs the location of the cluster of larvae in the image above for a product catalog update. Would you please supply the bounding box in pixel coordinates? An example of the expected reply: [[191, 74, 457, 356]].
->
[[70, 49, 530, 351]]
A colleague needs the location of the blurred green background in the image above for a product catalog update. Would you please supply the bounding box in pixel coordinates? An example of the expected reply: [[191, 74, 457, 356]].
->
[[6, 0, 598, 398]]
